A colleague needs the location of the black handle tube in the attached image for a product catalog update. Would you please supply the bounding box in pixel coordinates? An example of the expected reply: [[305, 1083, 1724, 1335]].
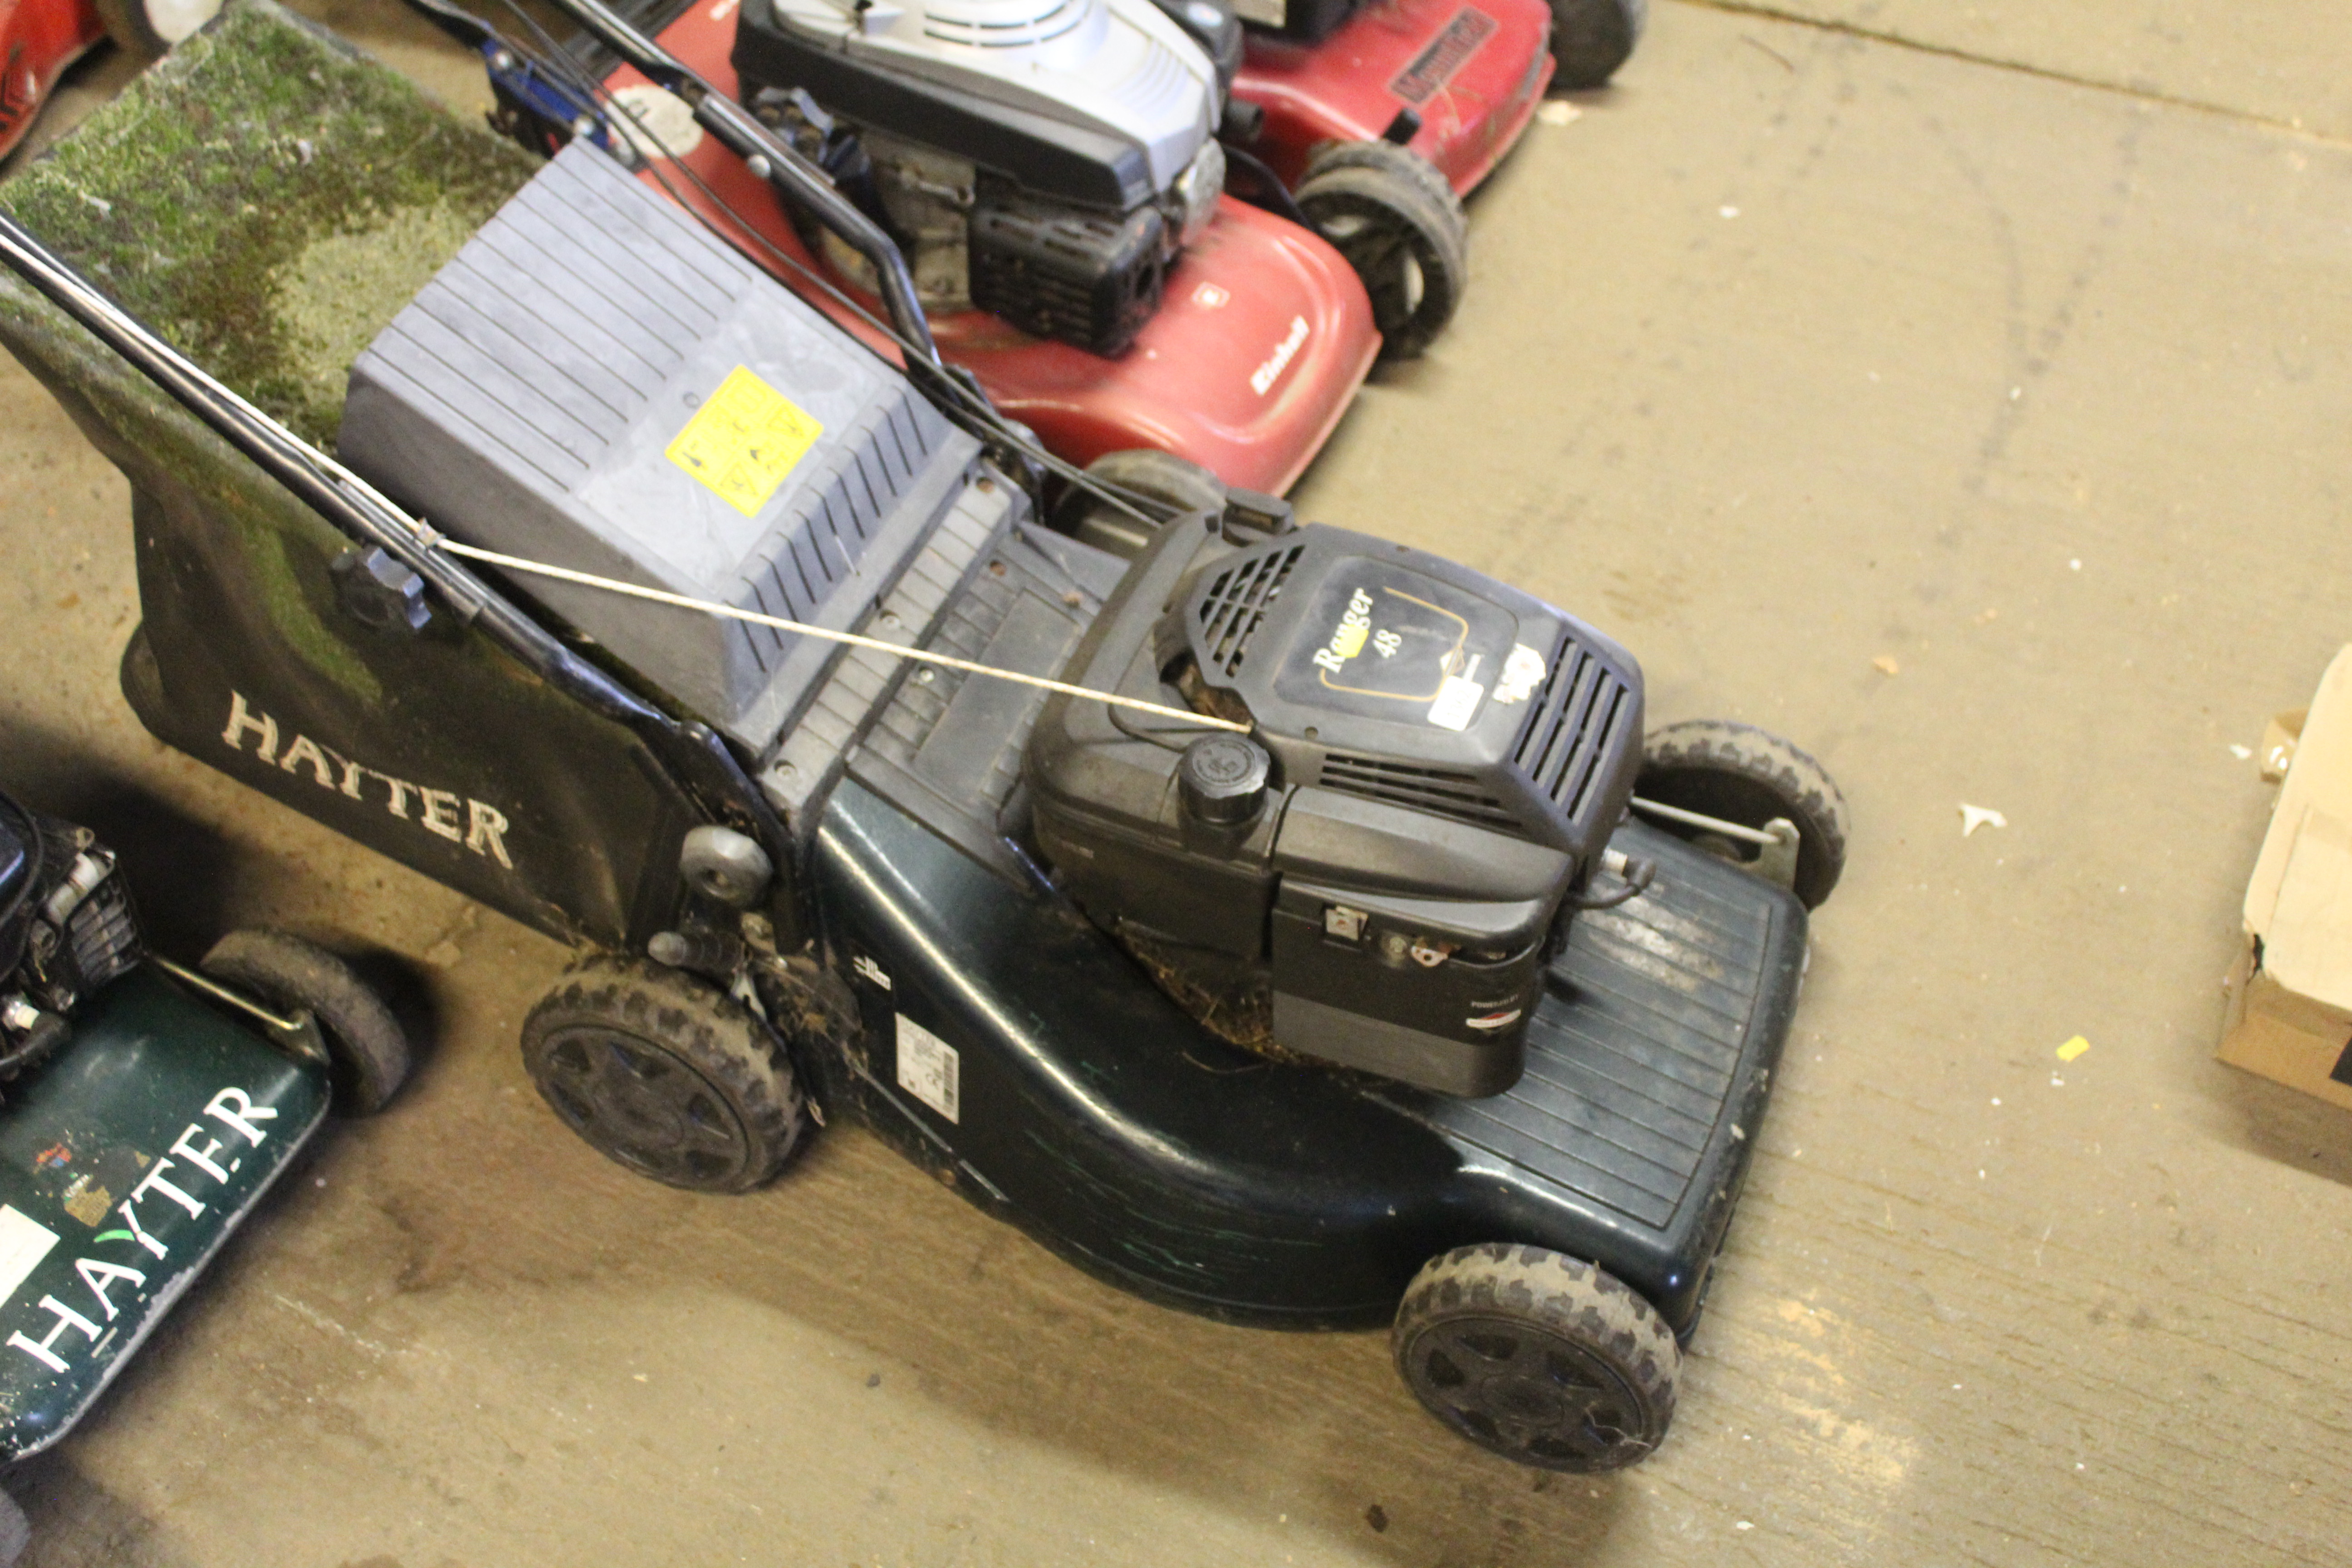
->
[[0, 210, 792, 859], [544, 0, 943, 370]]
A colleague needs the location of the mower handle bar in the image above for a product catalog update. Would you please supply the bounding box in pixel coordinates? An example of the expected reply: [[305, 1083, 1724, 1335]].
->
[[542, 0, 946, 374]]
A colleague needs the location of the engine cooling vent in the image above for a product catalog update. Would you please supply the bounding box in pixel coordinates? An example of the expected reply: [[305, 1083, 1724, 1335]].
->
[[1513, 641, 1636, 828], [1318, 755, 1519, 831], [1193, 544, 1302, 676], [922, 0, 1090, 47]]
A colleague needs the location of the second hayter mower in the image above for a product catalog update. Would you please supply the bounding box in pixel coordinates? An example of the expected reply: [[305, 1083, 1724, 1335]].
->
[[0, 0, 1845, 1473]]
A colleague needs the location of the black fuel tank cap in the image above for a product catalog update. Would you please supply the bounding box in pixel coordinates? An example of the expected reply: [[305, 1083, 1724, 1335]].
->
[[1178, 735, 1270, 825]]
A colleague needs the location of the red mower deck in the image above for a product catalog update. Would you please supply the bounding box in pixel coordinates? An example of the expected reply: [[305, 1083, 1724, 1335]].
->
[[1235, 0, 1555, 194], [0, 0, 103, 161]]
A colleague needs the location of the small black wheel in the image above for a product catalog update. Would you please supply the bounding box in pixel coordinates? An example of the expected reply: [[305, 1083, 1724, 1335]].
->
[[1394, 1243, 1678, 1471], [92, 0, 220, 56], [521, 954, 808, 1193], [1296, 140, 1468, 360], [1548, 0, 1644, 90], [1051, 448, 1227, 559], [200, 929, 411, 1116], [1636, 720, 1849, 909], [1299, 136, 1465, 217]]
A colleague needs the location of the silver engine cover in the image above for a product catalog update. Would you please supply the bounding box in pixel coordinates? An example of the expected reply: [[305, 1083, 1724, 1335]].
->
[[764, 0, 1219, 197]]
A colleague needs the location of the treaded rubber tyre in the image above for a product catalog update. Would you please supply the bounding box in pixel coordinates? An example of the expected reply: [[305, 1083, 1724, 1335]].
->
[[201, 929, 410, 1115], [1637, 719, 1849, 909], [522, 954, 807, 1193], [1302, 137, 1466, 222], [1394, 1243, 1679, 1471], [1548, 0, 1644, 89], [1296, 141, 1468, 360], [1051, 447, 1228, 559]]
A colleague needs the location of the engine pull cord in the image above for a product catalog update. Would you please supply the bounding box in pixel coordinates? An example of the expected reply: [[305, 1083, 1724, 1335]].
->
[[421, 533, 1251, 735]]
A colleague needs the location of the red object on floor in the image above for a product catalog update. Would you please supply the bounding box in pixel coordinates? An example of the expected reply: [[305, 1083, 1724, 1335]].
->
[[1234, 0, 1555, 194], [613, 0, 1381, 496], [0, 0, 104, 162]]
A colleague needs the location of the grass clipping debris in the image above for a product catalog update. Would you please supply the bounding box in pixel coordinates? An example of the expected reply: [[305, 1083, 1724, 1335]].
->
[[0, 0, 535, 446]]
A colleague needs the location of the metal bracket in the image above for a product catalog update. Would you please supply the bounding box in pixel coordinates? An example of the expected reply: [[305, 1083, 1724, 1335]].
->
[[148, 956, 331, 1066], [1751, 818, 1801, 893], [1625, 799, 1802, 893]]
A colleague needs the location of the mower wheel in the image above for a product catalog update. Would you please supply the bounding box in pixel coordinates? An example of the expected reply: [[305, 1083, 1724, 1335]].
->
[[1302, 137, 1465, 220], [1393, 1243, 1678, 1471], [1296, 141, 1468, 360], [201, 929, 411, 1115], [1053, 448, 1227, 559], [521, 955, 808, 1193], [93, 0, 222, 56], [1636, 719, 1849, 909], [1548, 0, 1644, 90]]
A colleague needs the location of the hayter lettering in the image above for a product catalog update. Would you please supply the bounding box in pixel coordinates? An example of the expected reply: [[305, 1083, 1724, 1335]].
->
[[219, 692, 515, 868]]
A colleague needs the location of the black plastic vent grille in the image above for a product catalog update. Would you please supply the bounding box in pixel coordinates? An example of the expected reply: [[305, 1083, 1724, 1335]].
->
[[1319, 755, 1520, 831], [1513, 642, 1635, 828], [1195, 545, 1303, 676]]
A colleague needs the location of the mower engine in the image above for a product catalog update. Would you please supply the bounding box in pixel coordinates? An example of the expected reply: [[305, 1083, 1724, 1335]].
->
[[0, 796, 141, 1069], [1027, 517, 1644, 1097], [731, 0, 1226, 355]]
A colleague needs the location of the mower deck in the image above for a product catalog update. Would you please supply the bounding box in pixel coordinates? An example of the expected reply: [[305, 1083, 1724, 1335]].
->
[[816, 705, 1800, 1332], [0, 968, 330, 1460], [1235, 0, 1557, 193], [608, 0, 1382, 495]]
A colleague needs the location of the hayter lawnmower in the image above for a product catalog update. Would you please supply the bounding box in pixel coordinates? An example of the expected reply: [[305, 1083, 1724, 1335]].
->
[[0, 0, 1844, 1470], [0, 787, 408, 1563]]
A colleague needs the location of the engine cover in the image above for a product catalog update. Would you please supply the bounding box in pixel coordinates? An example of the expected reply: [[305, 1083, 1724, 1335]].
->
[[1025, 518, 1644, 1096], [734, 0, 1218, 212], [969, 183, 1168, 354]]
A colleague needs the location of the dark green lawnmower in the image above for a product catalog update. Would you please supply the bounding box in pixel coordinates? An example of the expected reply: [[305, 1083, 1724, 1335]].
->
[[0, 788, 406, 1562], [0, 0, 1845, 1473]]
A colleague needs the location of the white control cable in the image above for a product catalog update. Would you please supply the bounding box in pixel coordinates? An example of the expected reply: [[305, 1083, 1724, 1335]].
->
[[424, 534, 1251, 735]]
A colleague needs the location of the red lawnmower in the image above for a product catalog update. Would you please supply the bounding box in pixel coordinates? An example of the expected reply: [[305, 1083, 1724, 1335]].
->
[[617, 0, 1380, 495], [0, 0, 100, 161], [1150, 0, 1642, 349], [0, 0, 239, 163]]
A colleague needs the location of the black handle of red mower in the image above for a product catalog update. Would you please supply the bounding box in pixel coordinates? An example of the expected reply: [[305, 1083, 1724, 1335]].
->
[[541, 0, 945, 375]]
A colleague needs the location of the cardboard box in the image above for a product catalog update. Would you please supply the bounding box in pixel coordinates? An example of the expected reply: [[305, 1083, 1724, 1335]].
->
[[2220, 646, 2352, 1109]]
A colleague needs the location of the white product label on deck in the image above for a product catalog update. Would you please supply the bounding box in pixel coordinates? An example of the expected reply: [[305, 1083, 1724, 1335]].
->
[[895, 1015, 961, 1124], [0, 1207, 59, 1306], [1426, 675, 1486, 731]]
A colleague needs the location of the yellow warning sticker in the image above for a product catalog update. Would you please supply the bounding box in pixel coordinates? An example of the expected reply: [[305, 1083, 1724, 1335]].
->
[[665, 365, 824, 518]]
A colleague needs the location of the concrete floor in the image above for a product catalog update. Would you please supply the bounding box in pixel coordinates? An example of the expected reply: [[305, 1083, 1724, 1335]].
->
[[5, 0, 2352, 1562]]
